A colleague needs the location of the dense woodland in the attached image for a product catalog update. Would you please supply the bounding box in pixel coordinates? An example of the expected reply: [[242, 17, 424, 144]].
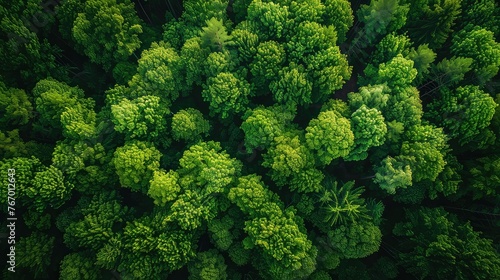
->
[[1, 0, 500, 279]]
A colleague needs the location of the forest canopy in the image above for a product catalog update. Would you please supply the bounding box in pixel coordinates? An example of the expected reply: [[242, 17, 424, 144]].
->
[[1, 0, 500, 279]]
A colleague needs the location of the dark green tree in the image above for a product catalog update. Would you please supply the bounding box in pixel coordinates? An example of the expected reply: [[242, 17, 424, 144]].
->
[[60, 252, 101, 280], [188, 249, 228, 280], [71, 0, 143, 70], [394, 207, 500, 279], [16, 232, 55, 278], [402, 0, 461, 49], [0, 81, 33, 128], [426, 85, 498, 146], [354, 0, 409, 49]]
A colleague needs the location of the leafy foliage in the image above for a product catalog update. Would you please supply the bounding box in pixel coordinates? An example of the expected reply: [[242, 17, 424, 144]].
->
[[112, 141, 161, 192], [451, 24, 500, 84], [327, 220, 382, 259], [426, 85, 498, 146], [188, 249, 228, 280], [16, 232, 54, 278], [319, 180, 370, 226], [3, 0, 500, 278], [0, 81, 33, 127], [394, 207, 500, 279], [305, 110, 354, 165], [70, 0, 143, 70], [402, 0, 461, 49]]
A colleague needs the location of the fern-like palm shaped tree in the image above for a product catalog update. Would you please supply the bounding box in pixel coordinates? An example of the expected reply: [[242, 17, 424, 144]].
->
[[318, 178, 370, 226]]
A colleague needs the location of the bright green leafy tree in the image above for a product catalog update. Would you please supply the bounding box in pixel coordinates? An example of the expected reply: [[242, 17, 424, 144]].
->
[[112, 141, 161, 193], [171, 108, 211, 142], [305, 110, 354, 165]]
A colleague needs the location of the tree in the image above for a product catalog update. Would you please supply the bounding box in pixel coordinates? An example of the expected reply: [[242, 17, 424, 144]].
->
[[188, 249, 228, 280], [112, 141, 161, 193], [244, 208, 315, 276], [32, 78, 94, 133], [171, 108, 211, 142], [63, 191, 132, 251], [111, 95, 169, 141], [466, 156, 500, 199], [288, 0, 325, 24], [322, 0, 354, 43], [51, 140, 111, 194], [400, 124, 448, 182], [208, 215, 236, 251], [400, 142, 446, 182], [269, 62, 313, 110], [428, 57, 474, 87], [228, 174, 316, 278], [23, 209, 51, 231], [384, 86, 423, 128], [407, 44, 436, 84], [27, 165, 73, 212], [71, 0, 143, 70], [181, 37, 210, 87], [451, 25, 500, 84], [374, 156, 413, 194], [459, 0, 500, 37], [60, 252, 101, 280], [346, 105, 387, 161], [354, 0, 409, 49], [181, 0, 229, 38], [132, 41, 184, 102], [16, 232, 55, 278], [289, 167, 324, 193], [305, 110, 354, 165], [0, 157, 44, 209], [369, 54, 418, 91], [286, 21, 337, 61], [348, 84, 390, 111], [199, 17, 233, 52], [202, 72, 252, 119], [426, 153, 462, 199], [0, 81, 32, 128], [402, 0, 461, 49], [166, 190, 218, 231], [318, 180, 371, 226], [0, 4, 65, 87], [250, 40, 286, 89], [228, 175, 280, 217], [204, 51, 237, 78], [370, 32, 412, 66], [426, 85, 498, 146], [263, 135, 314, 186], [327, 220, 382, 259], [230, 23, 260, 63], [117, 214, 197, 278], [393, 207, 500, 279], [368, 32, 436, 84], [304, 46, 351, 103], [241, 105, 294, 152], [148, 170, 181, 206], [246, 0, 290, 40], [60, 104, 97, 141], [178, 141, 242, 194], [0, 129, 32, 159]]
